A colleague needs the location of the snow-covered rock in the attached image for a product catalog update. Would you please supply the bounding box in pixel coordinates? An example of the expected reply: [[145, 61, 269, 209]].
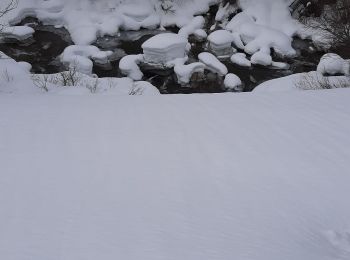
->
[[0, 26, 34, 41], [168, 58, 205, 85], [226, 7, 297, 58], [251, 50, 273, 66], [198, 52, 228, 76], [60, 45, 113, 75], [207, 30, 234, 57], [142, 33, 188, 65], [193, 29, 207, 41], [230, 53, 251, 67], [178, 16, 205, 39], [224, 73, 242, 91], [317, 53, 350, 76], [119, 54, 144, 81]]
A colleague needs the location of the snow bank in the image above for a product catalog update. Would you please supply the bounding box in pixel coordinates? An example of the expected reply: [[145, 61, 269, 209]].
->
[[0, 52, 156, 96], [1, 88, 350, 260], [254, 71, 350, 93], [0, 52, 38, 94]]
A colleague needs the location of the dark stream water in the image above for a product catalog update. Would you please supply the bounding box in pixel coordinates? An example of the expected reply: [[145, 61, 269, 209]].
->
[[0, 7, 326, 94]]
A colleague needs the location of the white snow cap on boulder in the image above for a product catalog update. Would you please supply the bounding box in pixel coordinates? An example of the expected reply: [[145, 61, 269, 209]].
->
[[198, 52, 228, 76], [61, 45, 112, 75], [207, 30, 234, 56], [119, 54, 144, 81], [230, 53, 251, 67], [224, 73, 242, 90], [317, 53, 350, 76], [142, 33, 188, 65]]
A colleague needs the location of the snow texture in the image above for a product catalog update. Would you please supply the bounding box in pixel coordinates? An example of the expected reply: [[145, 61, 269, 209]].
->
[[1, 88, 350, 260]]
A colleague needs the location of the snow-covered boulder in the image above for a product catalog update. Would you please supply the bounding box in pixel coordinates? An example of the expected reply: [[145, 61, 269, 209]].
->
[[198, 52, 228, 76], [226, 10, 296, 58], [251, 50, 273, 66], [0, 26, 34, 41], [142, 33, 188, 65], [119, 54, 144, 81], [207, 30, 234, 57], [178, 16, 205, 39], [317, 53, 350, 76], [168, 58, 206, 85], [230, 53, 251, 67], [60, 45, 113, 75], [224, 73, 242, 91]]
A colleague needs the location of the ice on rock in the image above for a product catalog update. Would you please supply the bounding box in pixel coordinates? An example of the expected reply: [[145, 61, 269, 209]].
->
[[224, 73, 242, 91], [168, 58, 205, 85], [198, 52, 228, 76], [142, 33, 188, 65], [119, 54, 144, 81], [230, 53, 251, 67], [61, 45, 113, 75], [317, 53, 350, 76], [207, 30, 234, 57]]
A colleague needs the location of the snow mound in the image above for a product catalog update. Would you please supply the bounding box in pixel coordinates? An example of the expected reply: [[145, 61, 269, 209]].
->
[[60, 45, 113, 75], [178, 16, 205, 39], [251, 50, 273, 66], [317, 53, 350, 76], [119, 54, 144, 81], [224, 73, 242, 91], [198, 52, 228, 76], [0, 26, 34, 41], [226, 2, 298, 58], [230, 53, 251, 67]]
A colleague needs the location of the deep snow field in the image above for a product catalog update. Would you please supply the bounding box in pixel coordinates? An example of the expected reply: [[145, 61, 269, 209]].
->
[[1, 89, 350, 260], [1, 0, 350, 260]]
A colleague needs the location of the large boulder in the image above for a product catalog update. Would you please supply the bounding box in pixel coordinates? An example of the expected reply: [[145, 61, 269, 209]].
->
[[142, 33, 188, 65]]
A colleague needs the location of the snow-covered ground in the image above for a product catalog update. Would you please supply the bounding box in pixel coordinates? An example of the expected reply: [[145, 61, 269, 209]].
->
[[1, 88, 350, 260]]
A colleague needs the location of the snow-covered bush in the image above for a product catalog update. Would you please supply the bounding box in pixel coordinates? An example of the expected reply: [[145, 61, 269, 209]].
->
[[295, 73, 350, 90], [0, 0, 17, 34]]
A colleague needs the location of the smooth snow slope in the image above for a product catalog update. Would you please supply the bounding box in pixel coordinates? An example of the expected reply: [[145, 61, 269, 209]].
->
[[1, 90, 350, 260]]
